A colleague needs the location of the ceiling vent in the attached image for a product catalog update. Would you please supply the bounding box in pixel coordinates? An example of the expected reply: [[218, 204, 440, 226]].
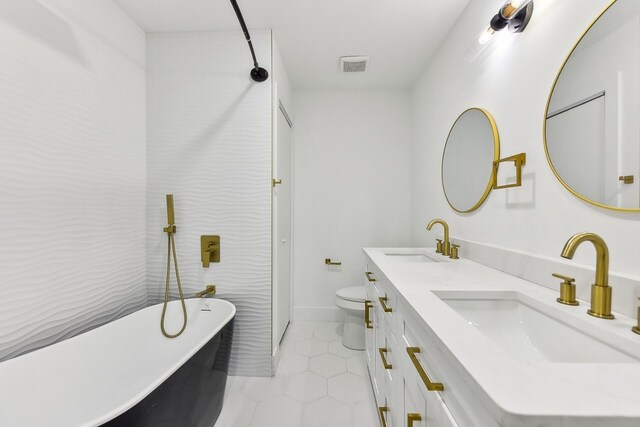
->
[[340, 56, 369, 73]]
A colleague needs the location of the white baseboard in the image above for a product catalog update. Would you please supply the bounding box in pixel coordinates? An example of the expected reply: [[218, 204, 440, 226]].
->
[[293, 306, 344, 322]]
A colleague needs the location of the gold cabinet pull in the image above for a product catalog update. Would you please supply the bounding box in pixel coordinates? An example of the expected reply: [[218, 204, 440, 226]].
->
[[619, 175, 634, 184], [378, 347, 392, 369], [364, 300, 373, 329], [408, 413, 422, 427], [632, 297, 640, 335], [406, 347, 444, 391], [325, 258, 342, 266], [272, 178, 282, 187], [365, 271, 376, 282], [379, 296, 392, 313], [378, 406, 389, 427]]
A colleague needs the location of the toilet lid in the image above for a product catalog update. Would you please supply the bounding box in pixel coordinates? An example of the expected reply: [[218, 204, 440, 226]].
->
[[336, 286, 366, 303]]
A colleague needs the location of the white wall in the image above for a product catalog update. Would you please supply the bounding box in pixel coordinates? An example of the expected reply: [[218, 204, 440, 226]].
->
[[146, 31, 273, 376], [411, 0, 640, 313], [0, 0, 147, 361], [293, 90, 412, 320]]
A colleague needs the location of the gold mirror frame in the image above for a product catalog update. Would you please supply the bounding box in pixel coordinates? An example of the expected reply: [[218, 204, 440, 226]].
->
[[543, 0, 639, 212], [441, 107, 500, 213]]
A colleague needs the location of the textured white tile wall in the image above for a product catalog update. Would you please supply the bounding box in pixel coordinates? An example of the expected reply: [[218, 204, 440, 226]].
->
[[146, 31, 273, 376], [0, 0, 147, 361]]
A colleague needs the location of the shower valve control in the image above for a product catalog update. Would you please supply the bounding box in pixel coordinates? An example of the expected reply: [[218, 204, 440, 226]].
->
[[201, 235, 221, 268]]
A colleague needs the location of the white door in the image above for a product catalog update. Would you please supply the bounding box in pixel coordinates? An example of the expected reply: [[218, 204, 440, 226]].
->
[[274, 101, 292, 346]]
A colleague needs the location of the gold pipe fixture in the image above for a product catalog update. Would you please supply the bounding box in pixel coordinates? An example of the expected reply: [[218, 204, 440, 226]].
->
[[561, 232, 613, 319], [195, 285, 216, 298], [552, 273, 578, 306], [492, 153, 526, 189], [426, 219, 450, 256]]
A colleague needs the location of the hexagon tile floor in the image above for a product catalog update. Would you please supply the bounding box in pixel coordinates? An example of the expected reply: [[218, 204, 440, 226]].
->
[[215, 321, 378, 427]]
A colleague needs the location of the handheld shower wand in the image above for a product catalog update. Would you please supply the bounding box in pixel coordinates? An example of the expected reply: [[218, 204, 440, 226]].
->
[[229, 0, 269, 82], [160, 194, 188, 338]]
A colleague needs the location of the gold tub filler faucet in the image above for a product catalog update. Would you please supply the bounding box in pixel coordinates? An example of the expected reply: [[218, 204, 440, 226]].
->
[[560, 232, 614, 319], [196, 285, 217, 298]]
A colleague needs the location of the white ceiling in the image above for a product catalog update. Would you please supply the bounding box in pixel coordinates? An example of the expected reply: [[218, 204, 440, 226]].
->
[[113, 0, 470, 90]]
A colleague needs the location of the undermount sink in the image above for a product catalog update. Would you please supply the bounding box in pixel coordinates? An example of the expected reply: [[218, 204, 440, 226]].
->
[[383, 251, 444, 262], [434, 290, 640, 363]]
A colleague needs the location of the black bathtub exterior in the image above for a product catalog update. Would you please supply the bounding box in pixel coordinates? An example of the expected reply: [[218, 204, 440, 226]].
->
[[103, 317, 234, 427]]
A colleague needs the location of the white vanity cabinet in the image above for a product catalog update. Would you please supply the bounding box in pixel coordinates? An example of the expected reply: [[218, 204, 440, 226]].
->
[[365, 264, 402, 426], [365, 260, 467, 427]]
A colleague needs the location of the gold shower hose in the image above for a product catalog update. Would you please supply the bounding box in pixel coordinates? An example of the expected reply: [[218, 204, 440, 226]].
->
[[160, 196, 187, 338]]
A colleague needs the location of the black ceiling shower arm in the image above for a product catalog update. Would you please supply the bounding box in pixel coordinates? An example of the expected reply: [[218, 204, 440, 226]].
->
[[229, 0, 269, 82]]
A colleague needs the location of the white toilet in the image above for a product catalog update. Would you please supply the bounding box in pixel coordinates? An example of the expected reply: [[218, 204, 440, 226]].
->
[[335, 286, 366, 350]]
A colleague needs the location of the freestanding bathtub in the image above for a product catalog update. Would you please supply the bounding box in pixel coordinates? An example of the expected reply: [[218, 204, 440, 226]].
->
[[0, 298, 235, 427]]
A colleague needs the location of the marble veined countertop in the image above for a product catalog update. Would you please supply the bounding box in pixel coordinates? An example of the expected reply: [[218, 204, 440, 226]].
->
[[364, 247, 640, 427]]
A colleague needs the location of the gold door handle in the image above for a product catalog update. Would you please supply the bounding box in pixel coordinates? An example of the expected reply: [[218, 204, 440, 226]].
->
[[365, 271, 376, 282], [408, 413, 422, 427], [272, 178, 282, 187], [364, 300, 373, 328], [378, 348, 392, 369], [619, 175, 634, 184], [325, 258, 342, 266], [406, 347, 444, 391], [379, 296, 392, 313], [378, 407, 389, 427]]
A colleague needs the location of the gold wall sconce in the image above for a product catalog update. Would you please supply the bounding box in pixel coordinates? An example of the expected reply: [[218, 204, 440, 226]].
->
[[492, 153, 526, 189], [479, 0, 534, 45], [201, 235, 220, 268]]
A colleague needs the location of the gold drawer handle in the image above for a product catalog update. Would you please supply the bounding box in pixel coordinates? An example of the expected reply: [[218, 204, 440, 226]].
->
[[364, 300, 373, 329], [365, 271, 376, 282], [378, 406, 389, 427], [378, 347, 392, 369], [325, 258, 342, 266], [406, 347, 444, 391], [379, 296, 392, 313], [408, 413, 422, 427]]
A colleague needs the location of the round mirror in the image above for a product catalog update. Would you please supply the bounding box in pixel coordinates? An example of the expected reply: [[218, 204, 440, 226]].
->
[[545, 0, 640, 211], [441, 108, 500, 213]]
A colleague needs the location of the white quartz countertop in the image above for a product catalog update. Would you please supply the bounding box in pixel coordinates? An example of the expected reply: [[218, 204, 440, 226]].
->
[[364, 247, 640, 427]]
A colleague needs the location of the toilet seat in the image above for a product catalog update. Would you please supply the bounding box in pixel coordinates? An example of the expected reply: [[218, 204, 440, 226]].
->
[[336, 286, 366, 303]]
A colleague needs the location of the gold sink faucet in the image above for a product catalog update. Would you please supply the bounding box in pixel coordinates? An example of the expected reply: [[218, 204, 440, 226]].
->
[[561, 232, 614, 319], [426, 219, 450, 257]]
